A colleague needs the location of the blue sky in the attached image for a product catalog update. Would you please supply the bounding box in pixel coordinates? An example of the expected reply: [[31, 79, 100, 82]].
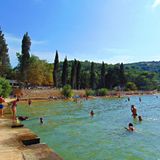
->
[[1, 0, 160, 67]]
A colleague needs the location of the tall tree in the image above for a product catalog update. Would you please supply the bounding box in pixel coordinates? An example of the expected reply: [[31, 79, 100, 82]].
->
[[0, 29, 10, 77], [62, 57, 68, 86], [20, 32, 31, 82], [70, 59, 77, 89], [53, 50, 59, 88], [105, 68, 114, 89], [76, 61, 81, 89], [90, 62, 96, 89], [119, 63, 126, 89], [100, 62, 105, 88]]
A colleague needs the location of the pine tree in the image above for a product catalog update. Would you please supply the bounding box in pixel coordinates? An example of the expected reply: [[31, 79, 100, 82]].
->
[[53, 50, 59, 88], [20, 32, 31, 81], [62, 57, 68, 86], [70, 59, 77, 89], [100, 62, 105, 88], [0, 29, 10, 77], [90, 62, 96, 89], [76, 61, 81, 89]]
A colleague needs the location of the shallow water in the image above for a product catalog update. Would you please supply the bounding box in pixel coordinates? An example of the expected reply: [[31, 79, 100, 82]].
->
[[18, 95, 160, 160]]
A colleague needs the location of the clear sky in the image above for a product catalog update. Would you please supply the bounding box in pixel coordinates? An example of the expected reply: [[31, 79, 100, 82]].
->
[[1, 0, 160, 67]]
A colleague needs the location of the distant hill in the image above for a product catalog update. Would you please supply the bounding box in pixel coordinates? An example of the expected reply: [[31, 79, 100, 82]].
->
[[59, 60, 160, 73], [125, 61, 160, 73]]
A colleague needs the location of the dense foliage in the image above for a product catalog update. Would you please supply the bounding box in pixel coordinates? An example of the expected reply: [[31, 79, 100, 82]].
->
[[61, 85, 73, 98], [97, 88, 108, 96], [0, 77, 11, 97]]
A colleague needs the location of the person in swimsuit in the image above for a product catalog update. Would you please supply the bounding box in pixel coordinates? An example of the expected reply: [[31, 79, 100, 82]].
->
[[0, 95, 5, 117], [11, 98, 19, 121], [131, 105, 137, 118]]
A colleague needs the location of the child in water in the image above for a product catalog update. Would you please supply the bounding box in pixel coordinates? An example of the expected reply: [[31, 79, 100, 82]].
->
[[40, 117, 43, 124], [138, 115, 142, 121], [90, 110, 94, 116], [125, 123, 135, 132], [28, 99, 32, 106]]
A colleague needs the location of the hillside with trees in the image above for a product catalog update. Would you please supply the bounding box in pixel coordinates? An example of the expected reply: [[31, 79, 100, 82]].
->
[[0, 28, 160, 91]]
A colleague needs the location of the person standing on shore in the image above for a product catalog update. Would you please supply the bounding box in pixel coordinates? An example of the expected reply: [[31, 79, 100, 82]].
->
[[11, 98, 19, 121], [131, 105, 137, 118], [0, 95, 5, 117]]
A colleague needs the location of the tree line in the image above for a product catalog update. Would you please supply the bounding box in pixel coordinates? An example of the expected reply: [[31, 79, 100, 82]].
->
[[0, 28, 159, 91], [53, 52, 126, 90]]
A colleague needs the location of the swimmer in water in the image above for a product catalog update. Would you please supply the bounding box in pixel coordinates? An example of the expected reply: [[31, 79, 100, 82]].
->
[[131, 105, 137, 118], [127, 97, 130, 101], [125, 123, 135, 132], [28, 99, 32, 106], [139, 97, 141, 102], [18, 116, 28, 121], [138, 115, 142, 121], [40, 117, 43, 124], [90, 110, 94, 116]]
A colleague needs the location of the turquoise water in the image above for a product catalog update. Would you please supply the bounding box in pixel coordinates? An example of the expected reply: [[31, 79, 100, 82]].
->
[[18, 95, 160, 160]]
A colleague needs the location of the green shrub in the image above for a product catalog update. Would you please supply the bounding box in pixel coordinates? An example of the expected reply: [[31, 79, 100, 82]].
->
[[61, 85, 73, 98], [97, 88, 108, 96], [0, 77, 12, 97], [85, 89, 95, 97], [125, 82, 137, 91]]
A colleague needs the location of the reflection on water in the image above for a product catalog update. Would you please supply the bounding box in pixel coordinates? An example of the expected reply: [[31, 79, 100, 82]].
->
[[18, 95, 160, 160]]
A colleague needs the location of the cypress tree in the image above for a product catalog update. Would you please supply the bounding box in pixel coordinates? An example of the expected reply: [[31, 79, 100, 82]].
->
[[53, 50, 59, 88], [76, 61, 81, 89], [62, 57, 68, 86], [0, 29, 10, 77], [20, 32, 31, 81], [90, 62, 96, 89], [119, 63, 126, 89], [70, 59, 77, 89], [100, 62, 105, 88], [105, 68, 113, 89]]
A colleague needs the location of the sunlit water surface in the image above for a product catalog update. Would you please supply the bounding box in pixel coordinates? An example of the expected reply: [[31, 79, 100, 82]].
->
[[17, 95, 160, 160]]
